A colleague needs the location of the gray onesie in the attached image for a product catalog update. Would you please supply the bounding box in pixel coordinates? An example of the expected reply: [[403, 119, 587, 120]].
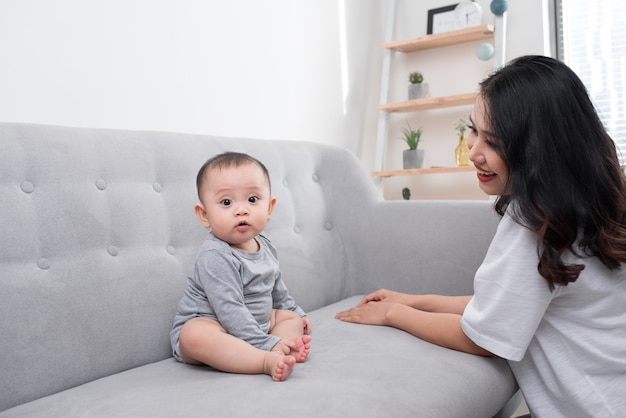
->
[[170, 232, 306, 362]]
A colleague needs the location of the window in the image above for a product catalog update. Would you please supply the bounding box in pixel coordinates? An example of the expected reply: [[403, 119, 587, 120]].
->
[[556, 0, 626, 164]]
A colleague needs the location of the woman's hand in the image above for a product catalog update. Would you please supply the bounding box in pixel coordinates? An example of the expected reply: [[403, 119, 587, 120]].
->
[[335, 288, 412, 325], [356, 288, 410, 307], [335, 300, 396, 326]]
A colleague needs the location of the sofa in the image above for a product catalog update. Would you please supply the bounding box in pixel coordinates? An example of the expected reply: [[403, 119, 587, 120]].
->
[[0, 122, 520, 417]]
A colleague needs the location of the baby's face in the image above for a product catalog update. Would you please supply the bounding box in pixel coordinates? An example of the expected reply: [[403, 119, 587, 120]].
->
[[196, 162, 275, 251]]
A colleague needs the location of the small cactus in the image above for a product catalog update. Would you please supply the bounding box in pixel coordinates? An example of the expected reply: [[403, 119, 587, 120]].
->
[[409, 71, 424, 84], [402, 187, 411, 200]]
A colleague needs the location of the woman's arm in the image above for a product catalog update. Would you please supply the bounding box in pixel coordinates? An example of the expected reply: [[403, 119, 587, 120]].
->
[[355, 289, 471, 315], [336, 290, 490, 357], [410, 294, 472, 315], [385, 303, 491, 356]]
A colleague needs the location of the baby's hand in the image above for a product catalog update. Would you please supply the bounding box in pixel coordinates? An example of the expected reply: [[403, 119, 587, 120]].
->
[[271, 340, 291, 356], [303, 316, 312, 335]]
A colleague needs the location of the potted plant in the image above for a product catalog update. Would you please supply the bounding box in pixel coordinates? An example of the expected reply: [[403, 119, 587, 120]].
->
[[453, 116, 470, 166], [400, 123, 424, 169], [408, 71, 430, 100]]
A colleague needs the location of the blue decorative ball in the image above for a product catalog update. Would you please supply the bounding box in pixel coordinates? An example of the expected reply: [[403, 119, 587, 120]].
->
[[476, 42, 495, 61], [490, 0, 508, 16]]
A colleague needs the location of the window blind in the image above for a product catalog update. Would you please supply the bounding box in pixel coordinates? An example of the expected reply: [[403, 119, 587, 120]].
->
[[556, 0, 626, 165]]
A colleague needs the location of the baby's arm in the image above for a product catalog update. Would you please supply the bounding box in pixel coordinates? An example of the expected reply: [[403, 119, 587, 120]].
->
[[271, 274, 306, 316], [198, 250, 280, 350]]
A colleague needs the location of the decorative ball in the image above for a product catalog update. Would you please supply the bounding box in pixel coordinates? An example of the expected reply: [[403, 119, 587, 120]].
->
[[476, 42, 495, 60], [490, 0, 508, 16]]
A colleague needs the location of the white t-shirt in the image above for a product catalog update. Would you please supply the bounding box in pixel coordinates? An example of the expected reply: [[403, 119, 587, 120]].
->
[[461, 211, 626, 418]]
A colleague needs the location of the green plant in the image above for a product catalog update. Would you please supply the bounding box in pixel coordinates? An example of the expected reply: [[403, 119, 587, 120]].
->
[[409, 71, 424, 84], [400, 123, 423, 150], [402, 187, 411, 200], [454, 116, 469, 138]]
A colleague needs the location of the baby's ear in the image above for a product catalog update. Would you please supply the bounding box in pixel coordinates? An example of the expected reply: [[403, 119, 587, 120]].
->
[[194, 203, 211, 229], [267, 195, 277, 219]]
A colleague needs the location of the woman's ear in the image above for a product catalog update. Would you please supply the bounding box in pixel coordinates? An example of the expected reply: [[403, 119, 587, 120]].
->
[[195, 203, 211, 229]]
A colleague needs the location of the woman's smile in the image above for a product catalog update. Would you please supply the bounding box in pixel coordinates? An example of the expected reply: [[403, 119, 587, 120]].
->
[[476, 170, 497, 183]]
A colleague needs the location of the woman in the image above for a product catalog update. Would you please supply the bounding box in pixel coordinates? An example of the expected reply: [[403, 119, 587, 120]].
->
[[336, 56, 626, 417]]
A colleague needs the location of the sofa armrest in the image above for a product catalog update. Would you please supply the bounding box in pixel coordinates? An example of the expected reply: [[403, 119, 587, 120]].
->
[[349, 199, 500, 297]]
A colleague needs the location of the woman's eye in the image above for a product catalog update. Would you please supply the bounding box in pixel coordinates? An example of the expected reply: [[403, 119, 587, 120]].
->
[[221, 199, 232, 206], [248, 196, 259, 203], [484, 138, 501, 150]]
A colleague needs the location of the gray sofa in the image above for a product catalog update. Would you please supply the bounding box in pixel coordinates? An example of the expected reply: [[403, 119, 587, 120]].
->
[[0, 123, 519, 417]]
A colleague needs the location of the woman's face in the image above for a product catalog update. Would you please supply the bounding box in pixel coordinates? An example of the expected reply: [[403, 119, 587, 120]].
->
[[466, 96, 508, 196]]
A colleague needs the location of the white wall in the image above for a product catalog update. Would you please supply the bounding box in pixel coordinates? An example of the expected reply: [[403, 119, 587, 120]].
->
[[0, 0, 551, 199], [0, 0, 382, 150]]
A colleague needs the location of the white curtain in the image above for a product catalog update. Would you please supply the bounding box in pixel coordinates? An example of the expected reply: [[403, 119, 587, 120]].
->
[[557, 0, 626, 164]]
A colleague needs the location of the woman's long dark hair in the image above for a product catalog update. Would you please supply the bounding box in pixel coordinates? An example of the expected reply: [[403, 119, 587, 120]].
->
[[480, 55, 626, 289]]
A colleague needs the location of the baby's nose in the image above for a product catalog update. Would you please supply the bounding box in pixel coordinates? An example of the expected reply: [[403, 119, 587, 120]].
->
[[235, 204, 249, 215]]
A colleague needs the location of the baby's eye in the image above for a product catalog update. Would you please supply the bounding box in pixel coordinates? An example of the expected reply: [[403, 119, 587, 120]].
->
[[248, 196, 259, 203], [220, 199, 232, 206]]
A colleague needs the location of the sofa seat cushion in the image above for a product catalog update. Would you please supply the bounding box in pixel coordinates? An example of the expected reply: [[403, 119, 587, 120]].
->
[[0, 296, 517, 418]]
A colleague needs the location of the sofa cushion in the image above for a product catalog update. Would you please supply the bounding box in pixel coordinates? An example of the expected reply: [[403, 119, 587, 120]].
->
[[0, 297, 517, 418]]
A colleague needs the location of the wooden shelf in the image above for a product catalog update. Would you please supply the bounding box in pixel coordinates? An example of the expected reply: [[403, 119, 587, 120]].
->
[[377, 92, 477, 113], [383, 24, 494, 53], [373, 22, 498, 185], [372, 165, 475, 177]]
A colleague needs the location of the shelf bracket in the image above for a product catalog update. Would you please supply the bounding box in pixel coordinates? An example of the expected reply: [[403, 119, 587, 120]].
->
[[373, 0, 397, 175]]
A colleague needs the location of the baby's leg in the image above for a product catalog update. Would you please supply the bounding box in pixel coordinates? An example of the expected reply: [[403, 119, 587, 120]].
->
[[269, 309, 312, 362], [179, 317, 295, 381]]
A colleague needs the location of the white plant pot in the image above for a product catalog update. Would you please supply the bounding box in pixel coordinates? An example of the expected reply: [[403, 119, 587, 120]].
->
[[403, 149, 424, 169], [408, 83, 430, 100]]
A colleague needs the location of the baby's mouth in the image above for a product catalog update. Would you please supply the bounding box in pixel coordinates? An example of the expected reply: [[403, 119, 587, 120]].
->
[[236, 221, 250, 231]]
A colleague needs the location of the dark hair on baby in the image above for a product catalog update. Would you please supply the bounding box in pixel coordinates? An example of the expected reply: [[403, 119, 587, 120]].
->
[[196, 152, 271, 200]]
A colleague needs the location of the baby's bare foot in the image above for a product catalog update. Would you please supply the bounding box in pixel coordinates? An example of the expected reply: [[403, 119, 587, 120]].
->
[[265, 353, 296, 381], [290, 335, 312, 362]]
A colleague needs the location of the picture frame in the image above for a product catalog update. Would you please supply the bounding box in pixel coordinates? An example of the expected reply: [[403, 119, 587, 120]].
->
[[427, 4, 458, 35]]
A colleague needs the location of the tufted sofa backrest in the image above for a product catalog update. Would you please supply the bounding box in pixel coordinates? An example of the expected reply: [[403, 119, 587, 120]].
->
[[0, 123, 382, 410]]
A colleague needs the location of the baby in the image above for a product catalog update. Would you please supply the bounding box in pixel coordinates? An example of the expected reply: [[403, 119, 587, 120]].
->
[[170, 152, 311, 381]]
